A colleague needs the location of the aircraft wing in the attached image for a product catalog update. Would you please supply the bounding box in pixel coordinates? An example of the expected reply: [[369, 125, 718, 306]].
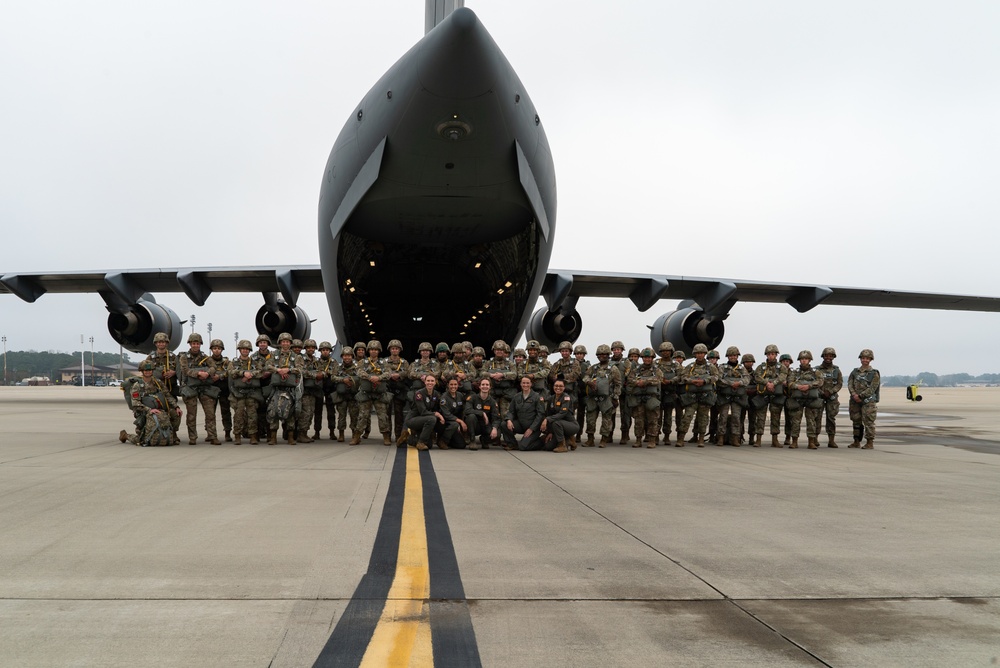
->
[[540, 269, 1000, 314]]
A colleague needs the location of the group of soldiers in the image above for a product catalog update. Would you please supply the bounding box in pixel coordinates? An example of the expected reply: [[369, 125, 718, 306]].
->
[[117, 333, 881, 452]]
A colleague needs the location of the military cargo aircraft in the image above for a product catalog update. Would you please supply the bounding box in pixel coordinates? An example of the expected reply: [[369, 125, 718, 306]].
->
[[3, 1, 1000, 354]]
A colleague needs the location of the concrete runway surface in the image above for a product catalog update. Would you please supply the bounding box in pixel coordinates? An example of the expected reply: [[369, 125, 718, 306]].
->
[[0, 386, 998, 667]]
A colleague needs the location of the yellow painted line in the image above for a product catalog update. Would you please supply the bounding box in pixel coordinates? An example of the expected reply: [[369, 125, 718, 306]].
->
[[360, 448, 433, 667]]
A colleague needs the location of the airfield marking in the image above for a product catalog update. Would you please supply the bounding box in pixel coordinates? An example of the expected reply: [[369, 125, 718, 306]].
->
[[313, 447, 480, 668]]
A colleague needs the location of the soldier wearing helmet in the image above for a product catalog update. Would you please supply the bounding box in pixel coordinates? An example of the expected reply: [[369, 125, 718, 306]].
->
[[208, 338, 233, 442], [786, 350, 823, 448], [310, 341, 337, 440], [440, 343, 470, 395], [355, 339, 393, 446], [653, 341, 681, 446], [291, 339, 304, 356], [848, 349, 879, 448], [486, 341, 517, 419], [145, 332, 180, 400], [740, 353, 758, 445], [549, 341, 582, 409], [264, 331, 304, 445], [676, 343, 720, 447], [512, 348, 527, 366], [778, 353, 794, 444], [408, 342, 440, 400], [705, 350, 722, 442], [118, 358, 183, 447], [608, 341, 632, 443], [715, 345, 750, 446], [330, 346, 359, 442], [624, 346, 663, 447], [572, 345, 590, 431], [581, 344, 623, 446], [250, 334, 275, 440], [519, 340, 552, 399], [817, 347, 844, 448], [177, 332, 221, 445], [383, 339, 410, 443], [228, 338, 263, 444], [465, 346, 489, 396], [295, 339, 321, 443], [753, 344, 789, 448]]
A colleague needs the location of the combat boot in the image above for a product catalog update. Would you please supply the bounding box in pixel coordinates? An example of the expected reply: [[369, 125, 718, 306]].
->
[[118, 430, 128, 443], [849, 440, 861, 448], [568, 435, 577, 450], [827, 435, 838, 448], [225, 431, 232, 442], [620, 435, 629, 445], [585, 434, 595, 447], [784, 435, 791, 445], [862, 438, 874, 449], [209, 437, 221, 445], [789, 438, 798, 449], [808, 437, 818, 449], [233, 435, 242, 445], [771, 435, 781, 448], [249, 435, 258, 445], [646, 436, 656, 449], [696, 434, 705, 447], [598, 436, 607, 448], [267, 430, 277, 445], [288, 430, 297, 445], [338, 429, 345, 442], [675, 435, 685, 447], [552, 442, 568, 453], [298, 432, 314, 443], [688, 435, 698, 444], [716, 433, 725, 446], [730, 433, 741, 447], [415, 442, 429, 451], [396, 429, 410, 446], [754, 434, 762, 447], [363, 427, 370, 439], [349, 432, 361, 445], [632, 437, 642, 447], [382, 433, 392, 446]]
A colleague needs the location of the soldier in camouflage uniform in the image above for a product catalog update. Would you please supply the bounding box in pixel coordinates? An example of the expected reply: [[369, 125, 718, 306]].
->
[[608, 341, 631, 442], [519, 340, 552, 399], [817, 347, 844, 447], [848, 349, 880, 449], [753, 344, 789, 447], [779, 353, 794, 445], [512, 347, 527, 368], [178, 333, 220, 445], [383, 340, 411, 442], [313, 341, 338, 439], [548, 341, 582, 399], [677, 343, 720, 447], [118, 361, 182, 446], [440, 343, 471, 394], [573, 345, 590, 431], [625, 348, 663, 447], [145, 332, 180, 398], [355, 340, 393, 445], [466, 346, 490, 391], [296, 339, 321, 442], [228, 339, 263, 445], [716, 346, 750, 446], [433, 342, 452, 391], [740, 353, 758, 445], [582, 344, 622, 446], [671, 350, 687, 439], [654, 342, 679, 445], [265, 332, 303, 445], [786, 350, 824, 448], [706, 349, 722, 443], [486, 341, 517, 420], [208, 339, 232, 441], [251, 334, 274, 439], [330, 348, 359, 442]]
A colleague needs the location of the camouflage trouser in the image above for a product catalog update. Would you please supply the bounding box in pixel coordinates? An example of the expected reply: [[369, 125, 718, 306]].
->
[[822, 397, 840, 435], [298, 391, 321, 434], [127, 411, 177, 446], [231, 396, 258, 439], [754, 399, 784, 436], [495, 396, 512, 425], [357, 399, 390, 436], [585, 405, 615, 438], [335, 399, 359, 432], [680, 403, 712, 438], [184, 394, 218, 442], [314, 393, 335, 433], [218, 391, 232, 435], [632, 405, 660, 441], [716, 400, 744, 441], [849, 401, 877, 439], [659, 399, 679, 439], [787, 405, 822, 438]]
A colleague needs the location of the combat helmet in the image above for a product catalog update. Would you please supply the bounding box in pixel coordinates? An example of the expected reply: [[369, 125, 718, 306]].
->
[[256, 334, 271, 345], [188, 333, 203, 344], [558, 341, 573, 352], [658, 341, 674, 354], [471, 346, 486, 357], [821, 347, 837, 358], [303, 339, 317, 348], [779, 353, 792, 362], [277, 332, 293, 343], [673, 350, 686, 360], [628, 347, 640, 357], [237, 339, 252, 350], [418, 341, 434, 353], [451, 343, 465, 354], [640, 347, 655, 358], [573, 344, 588, 355], [138, 360, 155, 371], [526, 340, 540, 350], [859, 349, 874, 359], [153, 332, 170, 344], [319, 341, 333, 350], [692, 343, 708, 354], [611, 340, 625, 351], [388, 339, 403, 351], [353, 341, 367, 352], [798, 350, 813, 361], [596, 344, 611, 355], [291, 339, 303, 348], [434, 342, 450, 354], [492, 340, 510, 353], [513, 348, 527, 358], [764, 344, 780, 355], [725, 345, 740, 357], [539, 345, 550, 356], [707, 349, 720, 359], [741, 353, 756, 364], [367, 339, 382, 351], [209, 338, 224, 350]]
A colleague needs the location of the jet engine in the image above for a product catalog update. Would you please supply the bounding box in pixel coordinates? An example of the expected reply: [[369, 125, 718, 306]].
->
[[255, 297, 311, 342], [107, 296, 183, 353], [525, 307, 583, 350], [649, 307, 725, 355]]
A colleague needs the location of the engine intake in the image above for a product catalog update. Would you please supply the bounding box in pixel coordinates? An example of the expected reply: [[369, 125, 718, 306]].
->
[[525, 307, 583, 350], [255, 299, 311, 342], [107, 297, 182, 353], [650, 307, 725, 355]]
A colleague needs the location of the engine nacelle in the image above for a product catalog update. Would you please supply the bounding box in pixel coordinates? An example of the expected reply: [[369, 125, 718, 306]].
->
[[525, 307, 583, 350], [107, 297, 183, 353], [255, 299, 311, 342], [650, 308, 725, 355]]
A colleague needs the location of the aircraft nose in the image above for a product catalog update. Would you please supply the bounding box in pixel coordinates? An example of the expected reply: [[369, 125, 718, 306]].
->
[[417, 7, 501, 99]]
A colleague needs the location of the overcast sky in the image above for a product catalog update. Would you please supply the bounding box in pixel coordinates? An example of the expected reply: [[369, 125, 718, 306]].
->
[[2, 1, 998, 375]]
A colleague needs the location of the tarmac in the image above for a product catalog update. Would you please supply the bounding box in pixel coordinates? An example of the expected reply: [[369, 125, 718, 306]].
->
[[0, 385, 998, 667]]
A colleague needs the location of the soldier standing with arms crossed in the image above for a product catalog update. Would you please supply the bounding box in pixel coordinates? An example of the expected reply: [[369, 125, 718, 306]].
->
[[753, 344, 789, 447], [716, 346, 749, 446], [208, 339, 232, 442], [817, 347, 843, 447], [848, 349, 880, 449], [228, 340, 262, 445], [178, 333, 220, 445]]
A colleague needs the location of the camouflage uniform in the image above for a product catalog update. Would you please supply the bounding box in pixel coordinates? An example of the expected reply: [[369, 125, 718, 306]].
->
[[786, 351, 824, 447], [383, 345, 411, 442], [677, 345, 720, 446], [817, 348, 844, 447], [581, 345, 622, 446], [608, 343, 633, 442], [518, 341, 552, 399], [573, 346, 590, 431], [178, 336, 220, 444], [670, 351, 687, 438], [625, 351, 664, 447], [331, 352, 360, 441], [121, 372, 180, 446], [297, 340, 322, 442], [548, 342, 582, 396], [485, 343, 517, 420], [228, 341, 263, 444], [356, 343, 392, 445], [655, 343, 680, 443], [740, 354, 758, 445], [208, 340, 232, 441], [716, 347, 750, 446], [313, 343, 339, 438], [752, 346, 789, 446], [250, 337, 274, 439], [265, 340, 303, 443], [848, 350, 880, 448], [145, 336, 180, 398]]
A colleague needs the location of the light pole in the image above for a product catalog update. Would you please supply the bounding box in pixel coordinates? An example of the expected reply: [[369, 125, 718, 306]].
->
[[80, 334, 85, 387], [2, 335, 7, 386], [234, 332, 238, 346], [89, 336, 94, 382], [190, 314, 196, 339]]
